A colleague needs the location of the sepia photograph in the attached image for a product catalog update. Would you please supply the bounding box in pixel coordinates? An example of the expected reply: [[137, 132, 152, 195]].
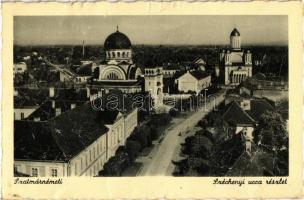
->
[[13, 15, 289, 178]]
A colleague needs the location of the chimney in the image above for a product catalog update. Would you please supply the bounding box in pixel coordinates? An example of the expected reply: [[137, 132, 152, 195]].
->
[[14, 89, 19, 97], [86, 87, 90, 98], [55, 108, 61, 116], [71, 103, 76, 109], [49, 87, 55, 97], [51, 100, 56, 109], [240, 99, 251, 110]]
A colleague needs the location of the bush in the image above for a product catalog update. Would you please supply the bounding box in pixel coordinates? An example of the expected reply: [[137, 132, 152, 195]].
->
[[126, 140, 142, 162], [169, 108, 179, 117], [150, 113, 172, 126], [102, 147, 130, 176], [150, 124, 160, 140]]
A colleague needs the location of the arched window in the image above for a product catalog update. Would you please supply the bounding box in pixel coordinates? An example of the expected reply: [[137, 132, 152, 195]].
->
[[157, 88, 161, 95], [117, 52, 120, 57], [122, 52, 125, 58], [112, 52, 115, 58], [107, 72, 119, 80]]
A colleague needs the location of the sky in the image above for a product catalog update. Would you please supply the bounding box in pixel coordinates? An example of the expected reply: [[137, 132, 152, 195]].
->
[[14, 15, 288, 46]]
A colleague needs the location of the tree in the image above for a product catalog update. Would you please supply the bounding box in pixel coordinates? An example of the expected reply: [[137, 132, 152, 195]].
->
[[255, 111, 288, 150], [126, 140, 142, 162], [255, 111, 288, 176]]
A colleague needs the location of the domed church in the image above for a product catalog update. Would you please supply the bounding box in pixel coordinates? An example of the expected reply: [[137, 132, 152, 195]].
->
[[90, 27, 143, 93], [219, 28, 252, 86]]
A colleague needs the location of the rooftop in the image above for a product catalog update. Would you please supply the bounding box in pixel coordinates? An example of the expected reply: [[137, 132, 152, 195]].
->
[[15, 102, 110, 161], [174, 70, 210, 80], [222, 101, 256, 125]]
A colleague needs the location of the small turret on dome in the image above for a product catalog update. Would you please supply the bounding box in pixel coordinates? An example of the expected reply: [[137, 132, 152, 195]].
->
[[230, 28, 241, 37], [230, 27, 241, 49]]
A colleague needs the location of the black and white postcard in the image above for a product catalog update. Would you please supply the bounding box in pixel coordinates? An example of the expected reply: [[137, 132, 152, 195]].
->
[[2, 2, 303, 199]]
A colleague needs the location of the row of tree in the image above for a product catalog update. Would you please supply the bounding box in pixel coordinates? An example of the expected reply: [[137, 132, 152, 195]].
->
[[100, 113, 172, 176]]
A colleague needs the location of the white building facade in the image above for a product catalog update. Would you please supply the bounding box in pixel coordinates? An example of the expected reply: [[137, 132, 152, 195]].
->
[[219, 28, 253, 85]]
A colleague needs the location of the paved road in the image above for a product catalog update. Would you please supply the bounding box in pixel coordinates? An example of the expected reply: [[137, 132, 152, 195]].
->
[[137, 91, 225, 176]]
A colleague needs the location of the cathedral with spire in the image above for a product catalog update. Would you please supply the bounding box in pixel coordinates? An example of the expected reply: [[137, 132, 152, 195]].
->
[[219, 28, 253, 86]]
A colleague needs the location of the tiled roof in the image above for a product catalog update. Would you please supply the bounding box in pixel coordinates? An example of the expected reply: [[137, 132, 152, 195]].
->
[[174, 70, 210, 80], [226, 148, 274, 176], [190, 71, 210, 80], [14, 102, 109, 161], [27, 100, 86, 121], [222, 101, 255, 125], [75, 63, 93, 76], [246, 99, 274, 121]]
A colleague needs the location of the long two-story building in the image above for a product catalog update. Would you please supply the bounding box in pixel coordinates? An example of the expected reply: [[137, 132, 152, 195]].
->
[[14, 96, 138, 177]]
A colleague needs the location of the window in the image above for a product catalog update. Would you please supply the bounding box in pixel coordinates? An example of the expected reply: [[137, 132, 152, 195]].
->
[[122, 52, 125, 58], [51, 169, 58, 177], [112, 52, 115, 57], [31, 168, 38, 177], [75, 163, 77, 174], [117, 52, 120, 57], [93, 147, 95, 159], [90, 150, 92, 161], [107, 72, 119, 80], [21, 113, 24, 120]]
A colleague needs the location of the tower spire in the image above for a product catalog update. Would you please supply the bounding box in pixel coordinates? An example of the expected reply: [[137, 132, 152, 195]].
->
[[116, 25, 119, 32], [82, 40, 85, 58]]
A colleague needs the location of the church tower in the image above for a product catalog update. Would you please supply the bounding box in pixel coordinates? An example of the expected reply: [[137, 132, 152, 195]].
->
[[144, 67, 163, 109], [230, 28, 241, 50]]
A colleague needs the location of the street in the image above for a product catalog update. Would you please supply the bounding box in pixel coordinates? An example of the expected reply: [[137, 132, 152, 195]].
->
[[137, 91, 225, 176]]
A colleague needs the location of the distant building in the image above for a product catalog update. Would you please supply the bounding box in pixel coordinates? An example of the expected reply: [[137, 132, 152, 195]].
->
[[14, 62, 27, 76], [174, 70, 211, 93], [219, 28, 252, 85], [194, 58, 206, 71]]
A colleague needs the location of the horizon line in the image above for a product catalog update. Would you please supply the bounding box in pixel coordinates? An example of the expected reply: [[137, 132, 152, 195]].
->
[[14, 42, 288, 47]]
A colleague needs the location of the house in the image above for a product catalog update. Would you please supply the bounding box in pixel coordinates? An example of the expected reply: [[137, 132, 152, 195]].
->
[[14, 104, 109, 177], [194, 58, 206, 71], [14, 96, 40, 120], [14, 62, 27, 76], [14, 92, 138, 177], [174, 70, 211, 93], [222, 98, 274, 153]]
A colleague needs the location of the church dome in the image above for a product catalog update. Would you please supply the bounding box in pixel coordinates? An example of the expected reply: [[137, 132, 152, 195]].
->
[[104, 30, 132, 50], [230, 28, 240, 36]]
